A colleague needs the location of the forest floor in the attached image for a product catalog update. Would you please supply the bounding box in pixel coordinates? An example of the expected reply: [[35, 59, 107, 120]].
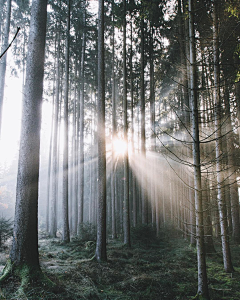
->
[[1, 225, 240, 299]]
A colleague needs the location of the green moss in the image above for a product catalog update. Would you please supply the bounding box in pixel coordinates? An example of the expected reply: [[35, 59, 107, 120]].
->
[[192, 294, 210, 300], [0, 259, 14, 283], [0, 261, 57, 299], [2, 228, 240, 299]]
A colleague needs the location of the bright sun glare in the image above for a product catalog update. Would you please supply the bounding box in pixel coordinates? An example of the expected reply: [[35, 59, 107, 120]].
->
[[113, 138, 128, 156]]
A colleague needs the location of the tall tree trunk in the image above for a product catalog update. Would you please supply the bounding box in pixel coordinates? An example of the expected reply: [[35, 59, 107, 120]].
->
[[182, 0, 196, 246], [75, 65, 81, 231], [49, 31, 61, 238], [149, 24, 156, 226], [46, 95, 54, 234], [123, 0, 130, 247], [88, 91, 93, 223], [236, 80, 240, 142], [212, 0, 233, 272], [140, 8, 147, 224], [0, 0, 5, 35], [223, 83, 240, 243], [78, 0, 86, 235], [199, 42, 215, 253], [202, 174, 215, 253], [95, 0, 107, 262], [130, 14, 137, 228], [189, 0, 209, 298], [9, 0, 47, 272], [0, 0, 11, 136], [93, 92, 98, 226], [62, 0, 71, 243], [111, 0, 117, 239], [71, 61, 78, 235], [46, 30, 58, 233]]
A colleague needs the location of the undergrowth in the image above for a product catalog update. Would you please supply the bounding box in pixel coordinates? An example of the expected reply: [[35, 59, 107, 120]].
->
[[0, 226, 240, 299]]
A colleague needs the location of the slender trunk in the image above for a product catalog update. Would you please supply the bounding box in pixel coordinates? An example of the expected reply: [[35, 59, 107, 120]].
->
[[0, 0, 5, 36], [149, 25, 156, 225], [111, 0, 117, 239], [46, 94, 54, 234], [71, 61, 78, 234], [95, 0, 107, 262], [50, 31, 61, 238], [21, 29, 26, 93], [62, 0, 71, 243], [130, 16, 136, 228], [202, 174, 215, 253], [78, 1, 86, 234], [189, 160, 196, 246], [89, 92, 94, 223], [140, 11, 147, 224], [213, 1, 233, 272], [46, 31, 58, 233], [93, 92, 98, 226], [223, 83, 240, 243], [236, 80, 240, 142], [0, 0, 11, 136], [123, 0, 130, 247], [75, 67, 81, 232], [189, 0, 209, 297], [199, 40, 215, 252]]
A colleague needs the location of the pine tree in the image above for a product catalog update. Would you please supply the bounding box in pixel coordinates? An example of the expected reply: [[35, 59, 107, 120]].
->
[[0, 0, 48, 286], [189, 0, 209, 297]]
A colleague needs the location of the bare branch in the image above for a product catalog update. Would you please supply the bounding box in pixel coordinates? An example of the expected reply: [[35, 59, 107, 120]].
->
[[0, 27, 20, 60]]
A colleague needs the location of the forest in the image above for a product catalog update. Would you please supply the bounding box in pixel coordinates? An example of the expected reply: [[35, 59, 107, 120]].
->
[[0, 0, 240, 299]]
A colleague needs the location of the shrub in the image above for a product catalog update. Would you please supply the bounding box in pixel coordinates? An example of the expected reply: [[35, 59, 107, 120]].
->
[[78, 222, 96, 242]]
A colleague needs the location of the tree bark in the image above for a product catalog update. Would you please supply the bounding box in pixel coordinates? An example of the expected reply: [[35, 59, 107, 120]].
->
[[149, 24, 156, 227], [189, 0, 209, 298], [78, 0, 86, 235], [123, 0, 131, 247], [62, 0, 71, 243], [46, 90, 54, 234], [0, 0, 11, 136], [10, 0, 47, 267], [212, 0, 233, 272], [71, 61, 78, 234], [130, 15, 137, 228], [111, 0, 117, 239], [95, 0, 107, 262], [49, 31, 61, 238], [236, 80, 240, 142], [140, 8, 147, 224], [46, 29, 58, 234], [223, 83, 240, 243]]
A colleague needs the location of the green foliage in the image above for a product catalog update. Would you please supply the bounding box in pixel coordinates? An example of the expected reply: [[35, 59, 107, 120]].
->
[[2, 228, 240, 299], [0, 216, 12, 248], [77, 222, 96, 242], [227, 2, 240, 18]]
